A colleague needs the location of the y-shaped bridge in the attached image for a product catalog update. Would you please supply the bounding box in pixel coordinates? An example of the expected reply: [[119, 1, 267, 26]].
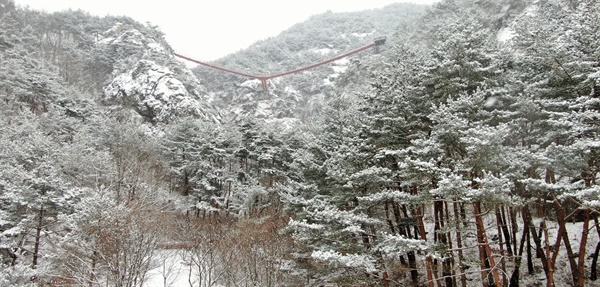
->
[[174, 37, 386, 91]]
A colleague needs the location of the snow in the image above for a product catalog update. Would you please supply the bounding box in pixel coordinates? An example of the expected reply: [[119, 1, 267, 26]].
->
[[332, 58, 349, 73], [144, 250, 226, 287], [144, 250, 189, 287], [331, 66, 347, 74], [195, 201, 220, 212], [239, 79, 261, 89], [283, 86, 300, 97], [321, 58, 349, 86], [97, 37, 115, 44], [147, 42, 166, 54], [376, 233, 429, 255], [350, 32, 371, 38], [1, 226, 21, 237], [255, 102, 272, 117], [288, 219, 325, 231], [497, 27, 515, 42], [104, 60, 207, 122], [264, 117, 300, 131], [102, 22, 124, 37], [94, 18, 213, 122], [358, 190, 420, 204], [312, 250, 377, 272], [98, 25, 150, 48], [311, 48, 334, 55]]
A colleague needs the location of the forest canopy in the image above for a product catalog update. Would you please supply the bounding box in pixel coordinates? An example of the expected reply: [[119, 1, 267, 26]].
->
[[0, 0, 599, 286]]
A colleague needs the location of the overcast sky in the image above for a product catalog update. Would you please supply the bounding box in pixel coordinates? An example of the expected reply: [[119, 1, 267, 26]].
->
[[15, 0, 439, 61]]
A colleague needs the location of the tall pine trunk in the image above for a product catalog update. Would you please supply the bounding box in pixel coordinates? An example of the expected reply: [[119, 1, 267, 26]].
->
[[495, 207, 508, 286], [413, 186, 434, 287], [576, 208, 591, 287], [590, 217, 600, 281], [398, 203, 419, 284], [541, 218, 555, 287], [499, 206, 513, 256], [526, 224, 534, 274], [509, 210, 530, 287], [553, 196, 579, 285], [444, 201, 457, 287], [453, 201, 468, 287], [434, 200, 453, 286], [32, 206, 44, 268], [473, 201, 501, 287]]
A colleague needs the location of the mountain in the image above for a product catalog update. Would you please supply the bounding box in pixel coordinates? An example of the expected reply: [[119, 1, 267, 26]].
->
[[1, 1, 526, 124], [190, 0, 532, 121], [192, 3, 429, 121], [1, 4, 216, 125], [98, 22, 215, 123], [1, 0, 533, 125]]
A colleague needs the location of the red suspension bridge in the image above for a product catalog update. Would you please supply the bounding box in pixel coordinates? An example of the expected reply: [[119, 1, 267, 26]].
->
[[174, 37, 386, 91]]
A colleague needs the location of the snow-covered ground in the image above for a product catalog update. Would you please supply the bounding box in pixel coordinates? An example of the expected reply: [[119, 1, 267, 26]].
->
[[145, 249, 229, 287], [144, 250, 191, 287]]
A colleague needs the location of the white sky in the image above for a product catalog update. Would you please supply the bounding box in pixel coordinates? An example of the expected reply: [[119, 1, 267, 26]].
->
[[15, 0, 439, 61]]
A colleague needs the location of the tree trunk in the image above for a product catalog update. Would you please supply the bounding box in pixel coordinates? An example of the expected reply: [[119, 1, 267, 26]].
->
[[32, 206, 44, 268], [473, 201, 502, 287], [417, 214, 435, 287], [552, 196, 578, 285], [509, 211, 530, 287], [433, 200, 442, 284], [89, 250, 97, 287], [385, 201, 395, 234], [444, 201, 457, 287], [576, 208, 591, 287], [434, 200, 453, 286], [509, 207, 518, 260], [499, 206, 513, 256], [591, 241, 600, 281], [524, 209, 550, 279], [542, 218, 555, 287], [414, 189, 434, 287], [590, 217, 600, 281], [495, 207, 507, 286], [526, 225, 534, 274], [393, 202, 419, 283], [453, 202, 467, 287]]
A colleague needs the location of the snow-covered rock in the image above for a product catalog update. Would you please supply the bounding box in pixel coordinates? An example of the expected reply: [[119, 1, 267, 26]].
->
[[104, 60, 209, 123], [97, 23, 216, 123]]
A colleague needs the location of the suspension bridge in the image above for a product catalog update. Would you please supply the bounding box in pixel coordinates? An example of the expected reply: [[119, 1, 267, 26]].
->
[[174, 37, 386, 91]]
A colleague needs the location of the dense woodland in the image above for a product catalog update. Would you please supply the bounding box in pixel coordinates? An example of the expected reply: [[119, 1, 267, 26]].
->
[[0, 0, 599, 286]]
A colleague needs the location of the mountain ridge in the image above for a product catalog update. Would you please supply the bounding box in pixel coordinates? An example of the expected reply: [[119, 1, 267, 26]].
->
[[192, 3, 429, 121]]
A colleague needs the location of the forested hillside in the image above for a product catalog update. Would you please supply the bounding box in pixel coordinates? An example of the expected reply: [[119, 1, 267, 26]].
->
[[193, 3, 428, 120], [1, 0, 599, 286]]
